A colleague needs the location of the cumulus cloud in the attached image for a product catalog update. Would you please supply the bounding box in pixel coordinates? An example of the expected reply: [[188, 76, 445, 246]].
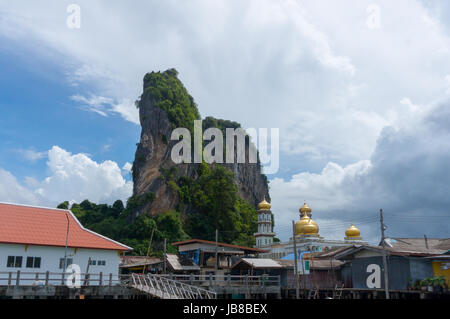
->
[[15, 148, 47, 162], [271, 101, 450, 242], [2, 0, 450, 164], [71, 94, 139, 124], [122, 162, 133, 173], [0, 168, 39, 205], [0, 146, 133, 207]]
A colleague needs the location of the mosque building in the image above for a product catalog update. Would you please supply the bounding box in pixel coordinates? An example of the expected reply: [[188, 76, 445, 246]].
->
[[254, 200, 367, 259]]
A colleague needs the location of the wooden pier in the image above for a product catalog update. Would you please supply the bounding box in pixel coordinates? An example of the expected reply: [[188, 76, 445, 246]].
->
[[0, 271, 282, 299], [2, 271, 447, 299]]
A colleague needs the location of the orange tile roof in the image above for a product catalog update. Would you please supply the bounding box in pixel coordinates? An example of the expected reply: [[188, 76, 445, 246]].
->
[[0, 202, 131, 251]]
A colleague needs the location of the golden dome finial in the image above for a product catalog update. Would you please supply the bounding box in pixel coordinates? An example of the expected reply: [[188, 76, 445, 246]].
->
[[295, 209, 319, 236], [299, 202, 312, 216], [345, 224, 361, 240], [257, 197, 271, 210]]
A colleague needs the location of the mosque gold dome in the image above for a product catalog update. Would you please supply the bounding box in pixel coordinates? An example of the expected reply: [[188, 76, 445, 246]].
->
[[257, 198, 271, 210], [299, 203, 312, 215], [295, 215, 319, 236], [345, 224, 361, 238]]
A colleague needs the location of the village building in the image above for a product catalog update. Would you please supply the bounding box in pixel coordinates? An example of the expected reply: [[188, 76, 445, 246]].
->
[[170, 239, 267, 275], [0, 202, 131, 285], [334, 241, 449, 290]]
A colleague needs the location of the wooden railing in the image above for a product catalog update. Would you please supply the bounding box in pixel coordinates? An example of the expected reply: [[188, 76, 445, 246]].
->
[[0, 271, 131, 287], [156, 274, 281, 288], [0, 271, 280, 291]]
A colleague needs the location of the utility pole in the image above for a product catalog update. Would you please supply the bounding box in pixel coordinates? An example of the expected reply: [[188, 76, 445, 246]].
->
[[63, 213, 70, 270], [163, 238, 167, 274], [215, 229, 218, 271], [380, 209, 390, 299], [142, 228, 155, 274], [292, 221, 299, 299]]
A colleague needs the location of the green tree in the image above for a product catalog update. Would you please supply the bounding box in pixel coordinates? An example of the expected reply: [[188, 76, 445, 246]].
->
[[57, 201, 69, 209]]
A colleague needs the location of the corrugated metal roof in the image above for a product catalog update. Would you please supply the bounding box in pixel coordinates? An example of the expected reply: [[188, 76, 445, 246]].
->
[[166, 254, 200, 271], [385, 238, 450, 252], [232, 258, 282, 269], [335, 244, 447, 259], [275, 259, 294, 268], [275, 259, 345, 269], [312, 246, 358, 258], [307, 259, 346, 269], [120, 256, 162, 268]]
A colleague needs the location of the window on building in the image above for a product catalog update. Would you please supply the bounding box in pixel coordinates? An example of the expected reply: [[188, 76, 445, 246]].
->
[[59, 258, 73, 269], [7, 256, 23, 268], [7, 256, 15, 268], [26, 257, 41, 268], [15, 256, 22, 267]]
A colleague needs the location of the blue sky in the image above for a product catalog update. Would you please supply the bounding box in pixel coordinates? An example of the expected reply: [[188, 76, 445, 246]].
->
[[0, 39, 139, 183], [0, 0, 449, 242]]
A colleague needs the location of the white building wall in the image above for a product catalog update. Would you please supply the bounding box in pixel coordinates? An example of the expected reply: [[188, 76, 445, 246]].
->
[[0, 243, 121, 286]]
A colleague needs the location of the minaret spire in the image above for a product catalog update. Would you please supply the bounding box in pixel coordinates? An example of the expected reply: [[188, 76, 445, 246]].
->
[[254, 198, 275, 248]]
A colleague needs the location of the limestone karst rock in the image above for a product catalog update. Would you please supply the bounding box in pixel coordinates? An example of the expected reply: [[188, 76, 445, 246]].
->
[[131, 69, 270, 220]]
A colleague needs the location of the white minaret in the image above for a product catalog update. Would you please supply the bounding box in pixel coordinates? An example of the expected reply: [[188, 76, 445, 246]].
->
[[254, 198, 276, 248]]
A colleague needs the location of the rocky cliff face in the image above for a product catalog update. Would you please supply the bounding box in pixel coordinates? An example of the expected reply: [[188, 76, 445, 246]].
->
[[131, 69, 269, 219]]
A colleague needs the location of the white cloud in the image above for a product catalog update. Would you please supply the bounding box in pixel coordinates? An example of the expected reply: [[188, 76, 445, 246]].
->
[[3, 0, 450, 163], [122, 162, 132, 173], [270, 160, 373, 240], [70, 94, 139, 124], [445, 75, 450, 94], [0, 146, 133, 207], [36, 146, 133, 204], [16, 148, 47, 162], [270, 100, 450, 242], [0, 168, 39, 205]]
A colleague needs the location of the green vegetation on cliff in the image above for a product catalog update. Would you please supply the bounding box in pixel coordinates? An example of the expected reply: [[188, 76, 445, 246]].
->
[[165, 162, 258, 247], [140, 68, 201, 131]]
